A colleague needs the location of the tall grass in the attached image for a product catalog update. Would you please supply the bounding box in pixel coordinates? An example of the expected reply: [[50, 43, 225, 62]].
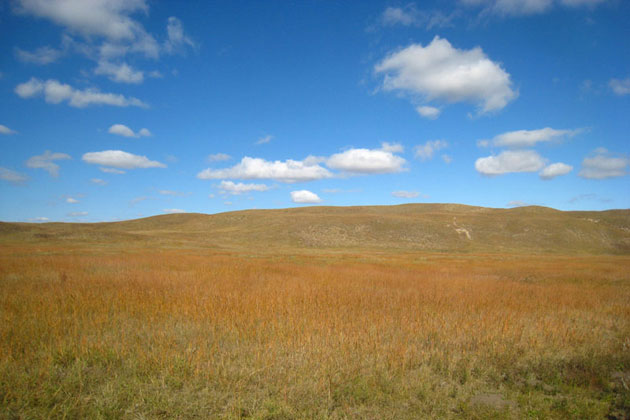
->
[[1, 247, 629, 419]]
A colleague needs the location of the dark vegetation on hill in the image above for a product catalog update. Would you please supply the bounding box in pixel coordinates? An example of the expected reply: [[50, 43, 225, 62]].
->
[[1, 204, 629, 254]]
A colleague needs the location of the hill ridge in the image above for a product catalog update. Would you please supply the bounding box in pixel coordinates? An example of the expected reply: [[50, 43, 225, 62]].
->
[[1, 204, 629, 254]]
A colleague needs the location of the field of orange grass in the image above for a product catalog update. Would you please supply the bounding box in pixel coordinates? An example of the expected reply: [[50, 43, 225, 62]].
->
[[1, 245, 629, 419]]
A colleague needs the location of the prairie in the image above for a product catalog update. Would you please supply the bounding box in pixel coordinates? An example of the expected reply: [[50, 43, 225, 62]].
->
[[1, 205, 629, 419]]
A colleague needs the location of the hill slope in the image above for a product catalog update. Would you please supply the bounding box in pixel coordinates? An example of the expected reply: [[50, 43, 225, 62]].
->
[[1, 204, 629, 254]]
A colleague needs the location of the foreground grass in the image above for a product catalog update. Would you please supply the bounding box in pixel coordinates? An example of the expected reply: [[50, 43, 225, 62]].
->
[[1, 246, 629, 419]]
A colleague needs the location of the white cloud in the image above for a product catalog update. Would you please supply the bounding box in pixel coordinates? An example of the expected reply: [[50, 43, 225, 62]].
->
[[375, 36, 517, 114], [290, 190, 322, 204], [197, 157, 332, 183], [256, 135, 273, 145], [100, 167, 125, 174], [579, 149, 629, 179], [164, 16, 195, 54], [95, 60, 144, 83], [609, 78, 630, 96], [416, 105, 441, 119], [539, 162, 573, 180], [159, 190, 188, 196], [28, 217, 50, 223], [82, 150, 166, 169], [91, 178, 107, 185], [380, 5, 455, 29], [380, 142, 404, 153], [442, 154, 453, 164], [218, 180, 270, 195], [484, 127, 582, 148], [15, 0, 150, 40], [163, 208, 186, 214], [15, 78, 147, 108], [66, 197, 79, 203], [414, 140, 448, 161], [16, 46, 63, 64], [0, 167, 28, 185], [327, 147, 406, 174], [0, 124, 17, 135], [392, 190, 420, 198], [108, 124, 151, 138], [68, 211, 88, 217], [26, 150, 71, 177], [207, 153, 231, 162], [507, 200, 529, 207], [461, 0, 605, 16], [475, 150, 545, 175]]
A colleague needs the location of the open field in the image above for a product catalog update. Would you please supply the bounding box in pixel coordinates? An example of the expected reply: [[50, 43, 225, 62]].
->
[[1, 205, 630, 418]]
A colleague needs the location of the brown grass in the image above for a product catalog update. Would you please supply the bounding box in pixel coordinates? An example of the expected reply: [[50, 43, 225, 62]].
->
[[1, 245, 629, 418]]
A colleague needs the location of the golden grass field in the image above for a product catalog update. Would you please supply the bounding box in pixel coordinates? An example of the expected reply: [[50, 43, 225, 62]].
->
[[1, 206, 630, 419]]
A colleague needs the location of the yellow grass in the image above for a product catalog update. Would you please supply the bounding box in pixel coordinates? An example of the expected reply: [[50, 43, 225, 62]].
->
[[1, 245, 630, 418]]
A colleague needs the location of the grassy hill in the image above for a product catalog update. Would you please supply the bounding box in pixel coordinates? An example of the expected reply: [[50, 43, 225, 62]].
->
[[1, 203, 629, 254]]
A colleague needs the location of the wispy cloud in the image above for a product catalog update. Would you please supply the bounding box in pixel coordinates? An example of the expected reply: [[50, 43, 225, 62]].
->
[[579, 148, 628, 179], [26, 150, 71, 177], [255, 135, 273, 145], [218, 181, 270, 195], [0, 124, 17, 135], [83, 150, 166, 169], [15, 78, 147, 108], [0, 167, 28, 185]]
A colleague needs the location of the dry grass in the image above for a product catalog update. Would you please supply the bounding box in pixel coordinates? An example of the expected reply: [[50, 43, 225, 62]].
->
[[1, 245, 629, 419]]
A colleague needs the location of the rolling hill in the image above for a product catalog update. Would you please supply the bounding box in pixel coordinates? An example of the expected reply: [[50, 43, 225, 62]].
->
[[1, 204, 629, 254]]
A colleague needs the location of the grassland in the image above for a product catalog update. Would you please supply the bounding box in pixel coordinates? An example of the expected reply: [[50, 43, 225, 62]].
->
[[1, 205, 630, 419]]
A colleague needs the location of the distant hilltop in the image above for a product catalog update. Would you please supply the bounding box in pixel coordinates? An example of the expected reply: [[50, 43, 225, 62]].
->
[[1, 204, 629, 255]]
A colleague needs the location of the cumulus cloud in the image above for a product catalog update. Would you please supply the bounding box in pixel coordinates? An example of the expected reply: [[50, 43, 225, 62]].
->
[[579, 149, 629, 179], [95, 60, 144, 83], [82, 150, 166, 169], [108, 124, 151, 138], [392, 190, 420, 198], [375, 36, 517, 114], [539, 162, 573, 180], [609, 78, 630, 96], [291, 190, 322, 204], [218, 180, 270, 195], [414, 140, 448, 161], [0, 167, 28, 185], [163, 208, 186, 214], [28, 217, 50, 223], [327, 146, 406, 174], [15, 78, 147, 108], [26, 150, 71, 177], [66, 197, 79, 203], [0, 124, 17, 135], [475, 150, 545, 175], [15, 0, 151, 40], [416, 105, 441, 119], [482, 127, 582, 148], [207, 153, 231, 162], [16, 46, 63, 64], [197, 157, 332, 183], [91, 178, 107, 185]]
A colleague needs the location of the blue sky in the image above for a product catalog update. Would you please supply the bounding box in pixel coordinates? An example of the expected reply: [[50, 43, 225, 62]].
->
[[1, 0, 629, 222]]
